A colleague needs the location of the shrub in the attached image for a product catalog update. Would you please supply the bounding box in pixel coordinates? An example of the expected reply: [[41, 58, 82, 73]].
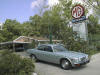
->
[[0, 50, 35, 75], [96, 45, 100, 51]]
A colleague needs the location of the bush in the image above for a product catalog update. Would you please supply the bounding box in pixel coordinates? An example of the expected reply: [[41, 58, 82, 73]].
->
[[0, 50, 35, 75], [96, 45, 100, 51], [62, 35, 90, 54]]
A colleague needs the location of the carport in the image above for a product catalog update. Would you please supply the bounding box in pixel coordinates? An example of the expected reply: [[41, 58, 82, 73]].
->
[[0, 41, 30, 51], [0, 36, 62, 51]]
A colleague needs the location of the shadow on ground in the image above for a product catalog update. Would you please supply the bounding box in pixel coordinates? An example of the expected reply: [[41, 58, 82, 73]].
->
[[36, 60, 88, 70]]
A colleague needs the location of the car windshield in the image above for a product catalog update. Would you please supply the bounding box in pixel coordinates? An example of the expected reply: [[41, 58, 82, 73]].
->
[[53, 45, 68, 52]]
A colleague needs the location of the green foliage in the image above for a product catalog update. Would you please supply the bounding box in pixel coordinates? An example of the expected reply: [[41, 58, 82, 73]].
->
[[0, 50, 35, 75], [21, 22, 32, 36], [0, 19, 22, 42], [60, 27, 90, 54], [59, 0, 72, 22], [29, 15, 42, 36], [96, 44, 100, 51], [87, 15, 100, 34], [87, 15, 100, 51], [0, 32, 6, 42], [28, 40, 36, 48]]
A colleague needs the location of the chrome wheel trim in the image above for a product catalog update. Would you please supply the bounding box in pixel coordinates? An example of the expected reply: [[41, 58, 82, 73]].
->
[[31, 55, 36, 60], [61, 60, 69, 69]]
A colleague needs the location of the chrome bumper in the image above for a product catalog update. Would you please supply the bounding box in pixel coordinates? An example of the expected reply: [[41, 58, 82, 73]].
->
[[72, 59, 90, 67]]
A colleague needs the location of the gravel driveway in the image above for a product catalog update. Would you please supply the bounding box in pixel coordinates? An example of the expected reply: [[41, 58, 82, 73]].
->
[[16, 52, 100, 75]]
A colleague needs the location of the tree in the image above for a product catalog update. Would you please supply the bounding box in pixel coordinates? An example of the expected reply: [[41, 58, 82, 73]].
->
[[2, 19, 22, 41], [29, 15, 42, 36], [38, 0, 73, 39], [84, 0, 100, 15], [88, 15, 99, 34], [59, 0, 72, 23], [0, 32, 6, 42], [40, 5, 65, 39], [21, 21, 32, 36]]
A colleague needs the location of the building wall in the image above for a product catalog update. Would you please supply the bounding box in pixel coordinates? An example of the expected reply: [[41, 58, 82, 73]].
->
[[0, 23, 3, 30]]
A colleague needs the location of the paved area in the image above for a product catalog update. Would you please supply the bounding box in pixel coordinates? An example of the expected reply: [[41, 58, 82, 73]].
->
[[16, 52, 100, 75]]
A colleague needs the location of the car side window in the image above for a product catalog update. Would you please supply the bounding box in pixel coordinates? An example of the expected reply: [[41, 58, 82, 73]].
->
[[37, 45, 45, 51], [44, 46, 53, 52]]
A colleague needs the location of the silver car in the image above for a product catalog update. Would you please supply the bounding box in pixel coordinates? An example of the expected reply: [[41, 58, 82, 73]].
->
[[27, 44, 90, 70]]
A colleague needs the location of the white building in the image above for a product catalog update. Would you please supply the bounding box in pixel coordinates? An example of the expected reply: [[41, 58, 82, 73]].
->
[[0, 23, 3, 30]]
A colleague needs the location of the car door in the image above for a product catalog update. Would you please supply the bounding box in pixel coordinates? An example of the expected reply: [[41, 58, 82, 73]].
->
[[35, 45, 46, 60], [42, 46, 58, 63]]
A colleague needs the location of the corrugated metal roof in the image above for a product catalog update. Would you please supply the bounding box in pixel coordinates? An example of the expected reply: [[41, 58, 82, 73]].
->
[[0, 36, 62, 45], [0, 41, 30, 45]]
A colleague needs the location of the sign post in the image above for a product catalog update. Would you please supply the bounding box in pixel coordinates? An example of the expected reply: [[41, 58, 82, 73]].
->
[[72, 5, 86, 23], [71, 5, 88, 41], [72, 5, 84, 19]]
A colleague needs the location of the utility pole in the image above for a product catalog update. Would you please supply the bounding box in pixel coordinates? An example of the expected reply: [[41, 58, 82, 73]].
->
[[49, 23, 52, 44], [48, 8, 53, 44]]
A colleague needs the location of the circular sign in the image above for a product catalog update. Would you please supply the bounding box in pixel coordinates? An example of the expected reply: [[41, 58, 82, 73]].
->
[[72, 5, 84, 19]]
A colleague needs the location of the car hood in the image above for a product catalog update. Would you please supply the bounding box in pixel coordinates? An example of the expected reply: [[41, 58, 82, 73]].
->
[[55, 51, 87, 58]]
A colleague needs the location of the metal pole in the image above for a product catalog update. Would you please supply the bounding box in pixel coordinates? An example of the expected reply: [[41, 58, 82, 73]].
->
[[49, 24, 52, 44], [48, 9, 52, 44]]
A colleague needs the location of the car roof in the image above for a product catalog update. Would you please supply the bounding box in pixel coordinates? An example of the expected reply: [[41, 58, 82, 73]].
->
[[39, 44, 62, 47]]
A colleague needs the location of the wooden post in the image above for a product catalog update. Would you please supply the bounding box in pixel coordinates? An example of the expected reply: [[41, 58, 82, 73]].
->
[[13, 43, 15, 52], [23, 44, 25, 51], [0, 43, 2, 50]]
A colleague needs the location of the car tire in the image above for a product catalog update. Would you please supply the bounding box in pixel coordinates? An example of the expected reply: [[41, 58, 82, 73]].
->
[[30, 54, 37, 61], [60, 59, 72, 70]]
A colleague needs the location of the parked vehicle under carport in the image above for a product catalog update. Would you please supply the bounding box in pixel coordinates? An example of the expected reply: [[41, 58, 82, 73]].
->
[[0, 41, 30, 52]]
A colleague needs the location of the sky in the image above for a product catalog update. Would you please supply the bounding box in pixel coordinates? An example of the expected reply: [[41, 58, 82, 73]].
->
[[0, 0, 59, 23], [0, 0, 34, 23], [0, 0, 96, 23]]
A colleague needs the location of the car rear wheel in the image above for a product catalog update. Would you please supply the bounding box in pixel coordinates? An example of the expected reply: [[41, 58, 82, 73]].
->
[[60, 59, 71, 70], [30, 54, 37, 61]]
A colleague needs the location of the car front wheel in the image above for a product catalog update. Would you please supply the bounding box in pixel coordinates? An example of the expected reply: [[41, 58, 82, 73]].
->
[[60, 59, 72, 70]]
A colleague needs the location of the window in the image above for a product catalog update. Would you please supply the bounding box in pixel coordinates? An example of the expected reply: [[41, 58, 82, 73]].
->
[[53, 45, 68, 52], [37, 45, 45, 51], [44, 46, 53, 52]]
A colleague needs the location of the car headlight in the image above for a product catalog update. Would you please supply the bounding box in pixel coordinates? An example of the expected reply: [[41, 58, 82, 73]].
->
[[71, 58, 79, 63]]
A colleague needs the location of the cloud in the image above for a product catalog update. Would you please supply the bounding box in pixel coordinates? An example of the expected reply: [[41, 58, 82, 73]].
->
[[31, 0, 45, 9], [31, 0, 59, 9], [31, 1, 38, 9], [48, 0, 59, 7]]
